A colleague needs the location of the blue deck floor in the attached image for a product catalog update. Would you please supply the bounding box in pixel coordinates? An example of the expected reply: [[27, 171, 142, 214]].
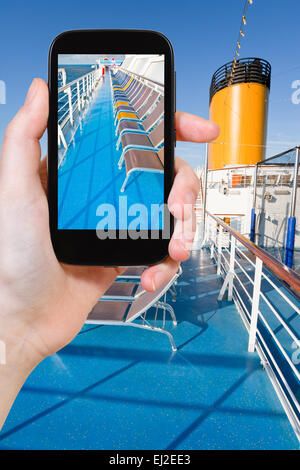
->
[[0, 250, 298, 450], [58, 72, 164, 230]]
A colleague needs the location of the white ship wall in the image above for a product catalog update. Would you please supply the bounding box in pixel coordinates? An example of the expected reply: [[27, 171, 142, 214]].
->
[[196, 165, 300, 258], [255, 186, 300, 251]]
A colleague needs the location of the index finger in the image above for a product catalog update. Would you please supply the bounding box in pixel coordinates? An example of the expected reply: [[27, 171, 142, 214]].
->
[[175, 111, 219, 142]]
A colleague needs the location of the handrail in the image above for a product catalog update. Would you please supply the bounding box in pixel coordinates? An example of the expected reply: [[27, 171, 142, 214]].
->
[[257, 146, 299, 164], [57, 67, 102, 167], [205, 210, 300, 437], [206, 210, 300, 293], [208, 165, 255, 171], [58, 70, 96, 93]]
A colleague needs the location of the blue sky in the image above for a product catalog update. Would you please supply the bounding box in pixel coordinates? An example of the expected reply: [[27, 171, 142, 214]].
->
[[0, 0, 299, 167]]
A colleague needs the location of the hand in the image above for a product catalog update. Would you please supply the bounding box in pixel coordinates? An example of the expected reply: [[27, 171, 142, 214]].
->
[[0, 78, 218, 427]]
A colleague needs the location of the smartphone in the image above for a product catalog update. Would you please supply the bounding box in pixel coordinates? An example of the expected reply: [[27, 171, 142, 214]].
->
[[48, 29, 175, 266]]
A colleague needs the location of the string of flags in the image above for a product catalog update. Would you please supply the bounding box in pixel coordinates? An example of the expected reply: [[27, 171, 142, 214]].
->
[[228, 0, 253, 85]]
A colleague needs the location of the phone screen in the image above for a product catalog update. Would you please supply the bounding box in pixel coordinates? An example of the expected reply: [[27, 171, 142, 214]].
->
[[57, 54, 165, 233]]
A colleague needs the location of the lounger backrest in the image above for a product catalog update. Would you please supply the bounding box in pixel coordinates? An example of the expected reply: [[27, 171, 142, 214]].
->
[[125, 271, 180, 323], [123, 77, 139, 95], [137, 90, 159, 118], [157, 148, 164, 166], [87, 301, 129, 322], [118, 266, 145, 279], [126, 80, 140, 99], [149, 119, 164, 148], [115, 82, 142, 102], [115, 73, 131, 88], [113, 76, 125, 87], [131, 86, 151, 108], [114, 77, 137, 96], [129, 85, 148, 106], [115, 81, 140, 104], [142, 97, 164, 132], [113, 71, 125, 83]]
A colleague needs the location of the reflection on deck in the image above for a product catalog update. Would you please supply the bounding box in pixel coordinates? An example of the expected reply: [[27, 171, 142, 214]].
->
[[0, 250, 298, 450]]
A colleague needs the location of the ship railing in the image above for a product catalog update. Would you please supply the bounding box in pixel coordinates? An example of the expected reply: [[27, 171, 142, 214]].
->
[[205, 210, 300, 439], [210, 57, 271, 102], [207, 165, 255, 190], [250, 147, 300, 270], [207, 165, 297, 190], [57, 68, 102, 167]]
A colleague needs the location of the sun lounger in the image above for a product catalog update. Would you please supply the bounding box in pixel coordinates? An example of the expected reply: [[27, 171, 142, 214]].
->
[[114, 90, 159, 131], [86, 269, 181, 351], [116, 98, 164, 149], [120, 147, 164, 192], [118, 120, 164, 169], [114, 88, 153, 118], [117, 266, 146, 280], [113, 81, 143, 105], [102, 282, 145, 300]]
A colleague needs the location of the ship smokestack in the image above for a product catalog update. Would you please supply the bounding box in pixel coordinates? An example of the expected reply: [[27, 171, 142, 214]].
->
[[208, 57, 271, 169]]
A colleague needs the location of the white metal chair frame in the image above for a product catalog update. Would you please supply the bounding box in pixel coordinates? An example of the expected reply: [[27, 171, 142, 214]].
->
[[86, 268, 181, 351]]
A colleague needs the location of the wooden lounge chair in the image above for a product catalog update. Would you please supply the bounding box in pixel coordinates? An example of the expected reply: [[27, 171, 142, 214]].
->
[[117, 266, 146, 280], [114, 90, 159, 131], [118, 119, 164, 169], [86, 269, 181, 351], [113, 82, 144, 107], [113, 82, 141, 108], [116, 98, 164, 150], [114, 86, 151, 115], [112, 76, 141, 101], [102, 282, 145, 300], [120, 147, 164, 193]]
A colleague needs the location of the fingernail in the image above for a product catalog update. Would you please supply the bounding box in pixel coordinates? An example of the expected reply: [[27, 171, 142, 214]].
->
[[185, 191, 196, 204], [152, 278, 156, 292], [25, 79, 38, 106]]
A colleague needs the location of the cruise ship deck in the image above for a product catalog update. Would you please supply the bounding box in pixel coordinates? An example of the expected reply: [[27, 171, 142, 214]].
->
[[0, 249, 298, 450], [2, 55, 298, 450], [58, 69, 163, 229]]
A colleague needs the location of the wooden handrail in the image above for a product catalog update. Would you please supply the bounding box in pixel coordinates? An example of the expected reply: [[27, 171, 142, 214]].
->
[[206, 210, 300, 294]]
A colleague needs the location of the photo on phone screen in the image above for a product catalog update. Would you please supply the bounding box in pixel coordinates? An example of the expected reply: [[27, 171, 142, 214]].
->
[[57, 54, 165, 232]]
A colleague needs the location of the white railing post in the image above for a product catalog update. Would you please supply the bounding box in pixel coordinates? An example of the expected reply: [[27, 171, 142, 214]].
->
[[82, 77, 86, 107], [217, 226, 222, 275], [58, 124, 67, 149], [218, 235, 236, 301], [88, 74, 91, 95], [64, 86, 73, 126], [248, 257, 263, 352], [228, 236, 236, 300], [77, 81, 81, 111]]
